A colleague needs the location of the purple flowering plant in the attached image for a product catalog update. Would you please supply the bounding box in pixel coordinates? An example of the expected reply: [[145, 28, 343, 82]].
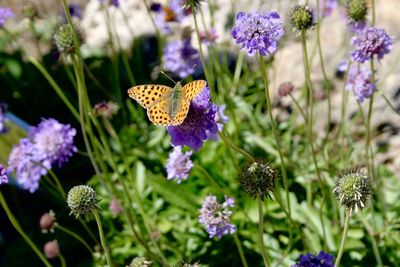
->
[[1, 1, 400, 266]]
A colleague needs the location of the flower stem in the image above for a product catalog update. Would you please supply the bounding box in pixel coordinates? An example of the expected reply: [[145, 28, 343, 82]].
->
[[335, 208, 352, 267], [56, 224, 93, 254], [59, 254, 66, 267], [93, 210, 114, 267], [233, 232, 249, 267], [218, 131, 254, 161], [257, 199, 270, 267], [258, 53, 293, 247], [0, 192, 52, 267]]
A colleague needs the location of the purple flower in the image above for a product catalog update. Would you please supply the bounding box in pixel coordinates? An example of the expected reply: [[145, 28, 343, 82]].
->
[[292, 251, 334, 267], [29, 118, 77, 167], [0, 7, 14, 27], [231, 11, 284, 56], [168, 87, 219, 151], [164, 37, 200, 79], [153, 0, 186, 34], [99, 0, 119, 7], [343, 61, 376, 102], [200, 28, 218, 45], [199, 195, 236, 238], [319, 0, 338, 17], [65, 4, 82, 19], [8, 138, 49, 193], [215, 105, 228, 131], [166, 146, 193, 183], [0, 103, 8, 134], [109, 199, 123, 216], [348, 20, 367, 33], [351, 27, 393, 63], [93, 101, 119, 118], [0, 164, 8, 185]]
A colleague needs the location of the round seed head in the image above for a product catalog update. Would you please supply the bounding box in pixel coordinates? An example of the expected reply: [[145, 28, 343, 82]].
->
[[128, 257, 152, 267], [53, 23, 82, 55], [347, 0, 368, 22], [67, 185, 98, 218], [290, 5, 315, 31]]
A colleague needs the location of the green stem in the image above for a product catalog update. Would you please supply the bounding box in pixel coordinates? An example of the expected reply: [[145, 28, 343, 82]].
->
[[59, 254, 67, 267], [289, 93, 307, 123], [335, 208, 352, 267], [378, 89, 400, 116], [257, 199, 270, 267], [233, 52, 244, 92], [258, 53, 293, 247], [356, 214, 383, 267], [372, 0, 376, 26], [93, 211, 114, 267], [194, 164, 232, 196], [233, 232, 249, 267], [0, 192, 52, 267], [56, 224, 93, 254], [218, 131, 254, 161]]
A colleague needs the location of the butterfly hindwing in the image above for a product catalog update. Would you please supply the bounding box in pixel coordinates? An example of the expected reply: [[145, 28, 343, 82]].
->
[[171, 99, 190, 125], [147, 98, 173, 126], [182, 80, 207, 102], [127, 85, 173, 108]]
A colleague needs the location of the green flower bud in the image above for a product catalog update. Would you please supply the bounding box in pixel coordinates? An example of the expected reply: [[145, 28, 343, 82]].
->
[[53, 23, 82, 55], [239, 160, 277, 200], [67, 185, 98, 218], [333, 169, 372, 212], [128, 257, 152, 267], [290, 5, 315, 31], [347, 0, 368, 22]]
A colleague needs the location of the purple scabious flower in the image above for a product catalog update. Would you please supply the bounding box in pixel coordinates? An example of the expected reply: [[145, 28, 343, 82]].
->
[[153, 0, 186, 34], [317, 0, 338, 17], [168, 87, 219, 151], [166, 146, 193, 183], [29, 118, 77, 167], [0, 103, 8, 134], [344, 63, 376, 102], [198, 195, 236, 238], [0, 7, 14, 27], [0, 164, 8, 185], [8, 138, 49, 193], [348, 20, 367, 33], [231, 11, 284, 56], [351, 27, 393, 63], [164, 37, 200, 79], [292, 251, 334, 267]]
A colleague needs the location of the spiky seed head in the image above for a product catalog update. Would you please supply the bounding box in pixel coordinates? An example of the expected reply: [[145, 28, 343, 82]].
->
[[53, 23, 82, 55], [290, 5, 315, 31], [67, 185, 98, 218], [347, 0, 368, 22], [128, 257, 152, 267]]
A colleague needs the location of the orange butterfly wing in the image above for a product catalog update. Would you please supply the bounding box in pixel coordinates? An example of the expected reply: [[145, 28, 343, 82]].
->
[[127, 85, 173, 108]]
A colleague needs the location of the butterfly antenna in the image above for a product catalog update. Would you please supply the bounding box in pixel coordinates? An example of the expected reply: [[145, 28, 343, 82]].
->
[[160, 70, 177, 85]]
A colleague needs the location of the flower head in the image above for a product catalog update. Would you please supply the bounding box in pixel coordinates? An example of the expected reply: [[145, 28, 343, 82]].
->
[[231, 11, 284, 56], [278, 82, 294, 97], [168, 87, 219, 151], [40, 210, 57, 232], [53, 23, 83, 55], [199, 195, 236, 238], [8, 138, 49, 193], [0, 7, 14, 27], [333, 169, 372, 212], [344, 62, 376, 102], [351, 27, 393, 63], [347, 0, 368, 23], [292, 251, 334, 267], [67, 185, 98, 218], [44, 240, 60, 259], [200, 28, 218, 45], [166, 146, 193, 183], [0, 164, 8, 185], [239, 160, 277, 200], [93, 101, 119, 118], [164, 37, 200, 78], [128, 257, 152, 267], [29, 118, 77, 167], [109, 199, 123, 216], [318, 0, 338, 17], [0, 102, 8, 134], [153, 0, 186, 34], [290, 5, 315, 31]]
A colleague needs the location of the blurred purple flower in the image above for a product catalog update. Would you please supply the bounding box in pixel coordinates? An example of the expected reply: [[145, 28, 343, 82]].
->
[[153, 0, 186, 34], [8, 138, 49, 193], [351, 27, 393, 63], [168, 87, 219, 151], [109, 199, 123, 216], [150, 2, 162, 12], [93, 101, 119, 118], [164, 37, 200, 78], [231, 11, 284, 56], [0, 164, 8, 185], [291, 251, 334, 267], [0, 7, 14, 27], [200, 28, 218, 45], [199, 195, 236, 238], [342, 61, 376, 102], [166, 146, 193, 183], [0, 103, 8, 133], [99, 0, 119, 7], [348, 20, 367, 33], [215, 105, 228, 131], [64, 4, 82, 20], [29, 118, 77, 167], [318, 0, 338, 17]]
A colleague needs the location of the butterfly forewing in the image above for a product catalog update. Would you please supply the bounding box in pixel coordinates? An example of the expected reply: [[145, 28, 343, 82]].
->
[[182, 80, 207, 102], [127, 85, 173, 108], [147, 98, 173, 125]]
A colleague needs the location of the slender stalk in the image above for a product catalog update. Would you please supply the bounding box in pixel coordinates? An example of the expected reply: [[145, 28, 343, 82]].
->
[[258, 54, 292, 246], [0, 192, 52, 267], [93, 211, 113, 267], [371, 0, 376, 26], [194, 164, 232, 196], [366, 59, 376, 180], [356, 214, 383, 266], [56, 224, 93, 254], [218, 131, 254, 161], [257, 199, 270, 267], [378, 89, 400, 116], [335, 208, 352, 267], [233, 232, 249, 267], [233, 52, 244, 92], [59, 254, 66, 267], [289, 93, 307, 123]]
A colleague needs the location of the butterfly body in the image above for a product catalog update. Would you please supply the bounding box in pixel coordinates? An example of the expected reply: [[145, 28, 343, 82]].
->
[[127, 80, 206, 126]]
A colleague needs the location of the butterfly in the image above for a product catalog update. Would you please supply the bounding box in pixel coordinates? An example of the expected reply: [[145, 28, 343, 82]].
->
[[127, 80, 207, 126]]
